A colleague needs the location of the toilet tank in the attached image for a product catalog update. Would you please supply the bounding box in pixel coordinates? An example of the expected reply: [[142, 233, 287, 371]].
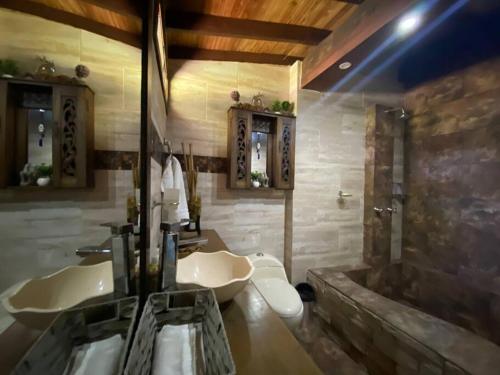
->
[[248, 253, 288, 282]]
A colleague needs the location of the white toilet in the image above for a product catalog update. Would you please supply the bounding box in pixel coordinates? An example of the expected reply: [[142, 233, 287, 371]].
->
[[248, 252, 304, 329]]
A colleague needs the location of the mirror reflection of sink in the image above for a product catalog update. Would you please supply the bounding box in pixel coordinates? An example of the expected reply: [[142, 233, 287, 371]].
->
[[176, 251, 254, 303], [2, 261, 114, 330]]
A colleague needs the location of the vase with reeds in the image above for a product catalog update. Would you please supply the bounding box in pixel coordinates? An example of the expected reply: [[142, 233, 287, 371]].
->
[[182, 143, 201, 235]]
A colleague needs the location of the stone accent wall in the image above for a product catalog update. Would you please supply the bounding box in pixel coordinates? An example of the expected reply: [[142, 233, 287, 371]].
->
[[308, 268, 500, 375], [0, 9, 140, 291], [402, 58, 500, 344], [363, 105, 395, 268]]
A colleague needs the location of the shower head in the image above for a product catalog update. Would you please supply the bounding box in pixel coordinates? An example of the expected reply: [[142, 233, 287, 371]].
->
[[385, 107, 411, 120], [400, 108, 411, 120]]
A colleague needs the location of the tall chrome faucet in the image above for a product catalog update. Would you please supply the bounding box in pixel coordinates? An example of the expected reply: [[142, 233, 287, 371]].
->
[[76, 222, 135, 296], [159, 221, 180, 291]]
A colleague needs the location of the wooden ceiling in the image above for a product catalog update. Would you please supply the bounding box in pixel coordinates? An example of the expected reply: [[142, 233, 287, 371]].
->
[[0, 0, 141, 47], [165, 0, 361, 64], [0, 0, 424, 90]]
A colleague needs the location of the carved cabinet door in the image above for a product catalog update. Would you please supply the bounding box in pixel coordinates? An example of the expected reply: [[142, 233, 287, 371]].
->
[[52, 85, 94, 188], [274, 116, 295, 190], [227, 109, 252, 188]]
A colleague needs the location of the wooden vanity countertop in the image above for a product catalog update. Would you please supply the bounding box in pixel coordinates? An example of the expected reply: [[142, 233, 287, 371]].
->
[[0, 230, 321, 375]]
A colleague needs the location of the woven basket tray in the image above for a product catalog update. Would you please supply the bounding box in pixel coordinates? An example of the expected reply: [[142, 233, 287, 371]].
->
[[13, 297, 138, 375], [125, 288, 235, 375]]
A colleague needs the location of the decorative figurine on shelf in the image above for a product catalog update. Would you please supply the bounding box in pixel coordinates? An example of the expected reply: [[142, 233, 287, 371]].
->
[[38, 122, 45, 147], [19, 163, 35, 186], [255, 132, 262, 160], [36, 56, 56, 77], [252, 93, 264, 110], [230, 90, 240, 104], [262, 172, 269, 188], [75, 64, 90, 79]]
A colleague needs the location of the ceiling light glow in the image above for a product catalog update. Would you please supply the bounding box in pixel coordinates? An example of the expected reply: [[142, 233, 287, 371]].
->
[[339, 61, 352, 70], [397, 13, 422, 36]]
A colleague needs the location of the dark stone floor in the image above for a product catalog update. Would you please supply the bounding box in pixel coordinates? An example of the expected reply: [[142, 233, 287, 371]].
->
[[292, 302, 368, 375]]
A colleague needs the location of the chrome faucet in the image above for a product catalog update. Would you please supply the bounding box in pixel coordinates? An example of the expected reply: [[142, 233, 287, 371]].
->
[[76, 222, 135, 296], [159, 221, 181, 291]]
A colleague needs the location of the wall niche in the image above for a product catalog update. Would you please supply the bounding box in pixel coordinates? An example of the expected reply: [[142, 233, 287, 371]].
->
[[0, 77, 94, 189], [227, 107, 295, 190]]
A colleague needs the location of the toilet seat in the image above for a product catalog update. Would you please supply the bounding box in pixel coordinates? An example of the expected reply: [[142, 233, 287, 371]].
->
[[252, 278, 303, 318]]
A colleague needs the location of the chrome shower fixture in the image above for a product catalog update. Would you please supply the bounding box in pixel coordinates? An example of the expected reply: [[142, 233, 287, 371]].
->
[[385, 107, 411, 120]]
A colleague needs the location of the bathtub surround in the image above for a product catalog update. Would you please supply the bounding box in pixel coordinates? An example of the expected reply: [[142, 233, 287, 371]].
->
[[0, 9, 140, 291], [308, 267, 500, 375], [402, 57, 500, 344]]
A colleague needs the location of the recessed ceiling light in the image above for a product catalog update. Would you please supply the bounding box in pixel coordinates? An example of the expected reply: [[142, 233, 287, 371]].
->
[[339, 61, 352, 70], [397, 13, 422, 36]]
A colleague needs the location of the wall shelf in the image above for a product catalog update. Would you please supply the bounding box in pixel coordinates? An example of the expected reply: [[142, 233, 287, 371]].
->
[[227, 107, 295, 190]]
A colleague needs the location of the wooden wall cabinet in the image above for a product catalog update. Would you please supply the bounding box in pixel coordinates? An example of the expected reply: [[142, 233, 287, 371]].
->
[[0, 78, 94, 188], [227, 107, 295, 190]]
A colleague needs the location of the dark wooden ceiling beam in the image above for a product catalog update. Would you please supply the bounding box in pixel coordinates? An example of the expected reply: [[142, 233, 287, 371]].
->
[[0, 0, 141, 48], [336, 0, 364, 4], [165, 11, 331, 45], [169, 46, 302, 65], [78, 0, 141, 19], [301, 0, 416, 89]]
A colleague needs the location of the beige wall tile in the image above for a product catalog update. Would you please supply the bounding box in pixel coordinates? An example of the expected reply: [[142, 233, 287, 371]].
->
[[167, 60, 291, 261], [291, 90, 367, 284], [0, 9, 140, 291]]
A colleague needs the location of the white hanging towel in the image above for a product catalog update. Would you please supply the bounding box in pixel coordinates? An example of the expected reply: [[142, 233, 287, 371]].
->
[[161, 156, 190, 222]]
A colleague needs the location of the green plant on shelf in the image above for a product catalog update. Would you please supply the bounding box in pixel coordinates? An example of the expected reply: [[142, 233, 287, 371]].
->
[[271, 100, 282, 112], [270, 100, 295, 114], [35, 164, 53, 178], [251, 171, 262, 182], [0, 59, 20, 77]]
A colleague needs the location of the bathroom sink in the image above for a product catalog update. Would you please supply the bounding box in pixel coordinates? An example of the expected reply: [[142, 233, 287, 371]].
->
[[176, 251, 254, 303], [2, 261, 114, 330]]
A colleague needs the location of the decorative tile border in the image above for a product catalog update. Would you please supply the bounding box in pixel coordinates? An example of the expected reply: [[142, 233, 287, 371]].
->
[[173, 153, 227, 174], [94, 150, 227, 174], [94, 150, 138, 170]]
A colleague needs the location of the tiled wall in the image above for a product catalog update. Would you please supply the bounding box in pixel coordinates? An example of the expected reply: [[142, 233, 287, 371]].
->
[[167, 59, 290, 260], [402, 57, 500, 343], [291, 91, 367, 283], [0, 9, 140, 291]]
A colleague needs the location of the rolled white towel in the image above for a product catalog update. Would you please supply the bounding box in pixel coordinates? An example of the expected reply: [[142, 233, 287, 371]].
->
[[152, 324, 196, 375], [66, 334, 124, 375]]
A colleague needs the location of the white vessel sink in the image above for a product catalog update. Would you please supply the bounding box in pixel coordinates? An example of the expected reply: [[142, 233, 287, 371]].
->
[[177, 251, 254, 303], [2, 261, 114, 329]]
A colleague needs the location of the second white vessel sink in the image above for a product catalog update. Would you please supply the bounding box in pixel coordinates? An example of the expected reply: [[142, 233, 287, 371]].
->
[[2, 261, 114, 329], [176, 251, 254, 303]]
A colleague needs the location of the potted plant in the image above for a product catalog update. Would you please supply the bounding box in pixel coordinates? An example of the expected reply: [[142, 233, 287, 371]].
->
[[35, 164, 53, 186], [271, 100, 282, 113], [0, 59, 20, 78], [251, 171, 262, 188]]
